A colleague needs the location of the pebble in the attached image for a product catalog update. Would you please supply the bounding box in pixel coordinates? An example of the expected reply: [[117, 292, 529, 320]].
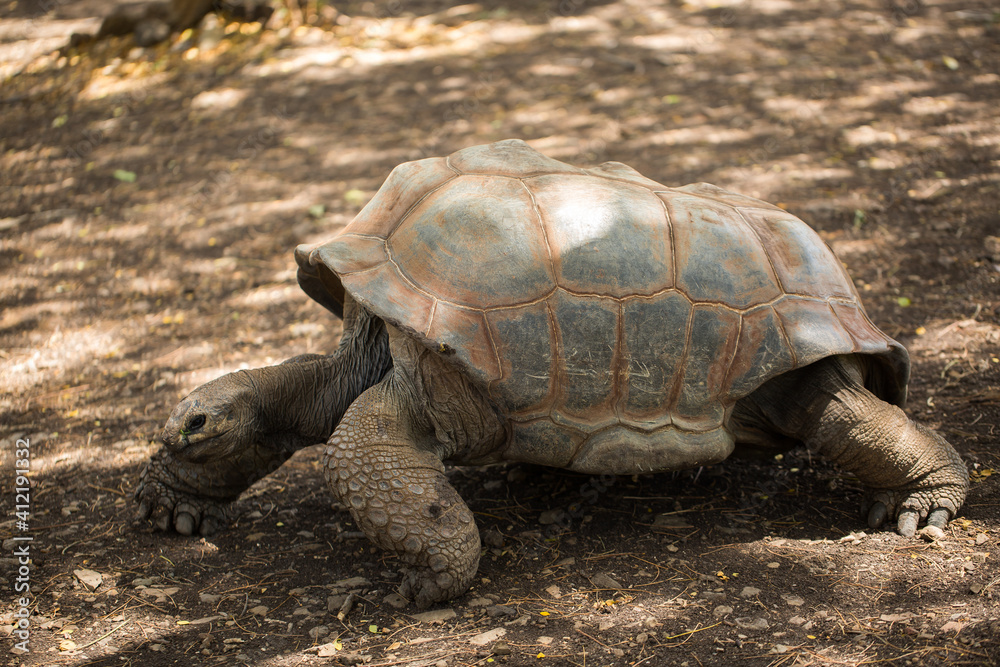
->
[[411, 608, 456, 624], [766, 562, 780, 569], [199, 593, 221, 604], [740, 586, 761, 598], [919, 526, 946, 542], [334, 576, 371, 589], [249, 606, 269, 616], [493, 641, 512, 655], [470, 628, 506, 646], [713, 605, 734, 618], [539, 509, 567, 525], [781, 594, 805, 607], [468, 597, 493, 607], [591, 573, 623, 589], [975, 533, 988, 545], [383, 593, 408, 609], [735, 617, 770, 631], [487, 604, 518, 618]]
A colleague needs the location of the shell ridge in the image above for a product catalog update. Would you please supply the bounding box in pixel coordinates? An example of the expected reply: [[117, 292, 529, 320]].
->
[[770, 299, 799, 369], [665, 298, 696, 414], [385, 173, 461, 238], [517, 179, 559, 286], [735, 206, 786, 295], [719, 312, 746, 400]]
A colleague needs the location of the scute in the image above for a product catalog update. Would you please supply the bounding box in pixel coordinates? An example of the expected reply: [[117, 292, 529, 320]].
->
[[529, 174, 672, 297], [389, 175, 553, 309], [297, 140, 910, 471]]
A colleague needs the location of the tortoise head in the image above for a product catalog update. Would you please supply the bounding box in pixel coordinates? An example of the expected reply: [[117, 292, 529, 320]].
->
[[161, 370, 261, 464]]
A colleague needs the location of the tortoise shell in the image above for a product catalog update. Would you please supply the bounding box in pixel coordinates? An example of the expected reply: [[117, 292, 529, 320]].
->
[[296, 140, 909, 473]]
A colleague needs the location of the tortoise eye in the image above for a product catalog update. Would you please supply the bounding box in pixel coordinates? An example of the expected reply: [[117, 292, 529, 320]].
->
[[187, 414, 207, 432]]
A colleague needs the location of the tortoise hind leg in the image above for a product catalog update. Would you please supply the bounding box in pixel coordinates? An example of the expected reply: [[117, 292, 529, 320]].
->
[[323, 374, 481, 607], [736, 355, 968, 536]]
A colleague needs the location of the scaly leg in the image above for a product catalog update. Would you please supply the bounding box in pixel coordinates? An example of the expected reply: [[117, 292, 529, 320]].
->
[[324, 375, 480, 607]]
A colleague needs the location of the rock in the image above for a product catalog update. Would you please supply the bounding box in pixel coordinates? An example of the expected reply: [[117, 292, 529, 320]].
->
[[538, 509, 567, 525], [919, 525, 946, 542], [383, 593, 408, 609], [411, 609, 456, 624], [740, 586, 761, 598], [590, 573, 623, 589], [985, 236, 1000, 262], [975, 533, 988, 546], [766, 562, 780, 569], [735, 617, 770, 631], [74, 569, 103, 590], [308, 625, 330, 639], [483, 529, 505, 548], [249, 605, 269, 616], [468, 597, 493, 607], [470, 628, 506, 646], [713, 605, 734, 618], [334, 576, 371, 589], [789, 616, 807, 625], [493, 641, 512, 655], [199, 593, 222, 604], [781, 594, 805, 607], [487, 604, 518, 618]]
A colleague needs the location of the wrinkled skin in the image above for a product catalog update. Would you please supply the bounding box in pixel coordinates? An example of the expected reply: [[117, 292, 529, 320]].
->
[[137, 294, 968, 607]]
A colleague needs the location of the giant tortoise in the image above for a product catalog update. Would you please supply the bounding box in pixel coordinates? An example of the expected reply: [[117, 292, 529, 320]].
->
[[136, 139, 968, 607]]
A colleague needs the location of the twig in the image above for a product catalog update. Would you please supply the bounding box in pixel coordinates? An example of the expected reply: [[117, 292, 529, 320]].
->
[[75, 619, 130, 650], [337, 591, 356, 621]]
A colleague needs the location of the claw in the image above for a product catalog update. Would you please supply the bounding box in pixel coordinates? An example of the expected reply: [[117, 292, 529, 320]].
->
[[897, 509, 919, 537], [175, 512, 196, 536], [867, 501, 888, 529], [153, 505, 173, 532], [926, 507, 950, 530]]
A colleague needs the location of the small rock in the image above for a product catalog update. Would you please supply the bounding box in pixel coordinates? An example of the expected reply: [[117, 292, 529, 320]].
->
[[611, 648, 625, 657], [538, 509, 567, 525], [74, 569, 103, 590], [703, 591, 726, 602], [636, 632, 649, 644], [383, 593, 408, 609], [985, 236, 1000, 262], [713, 605, 734, 618], [789, 616, 807, 625], [468, 597, 493, 607], [483, 529, 505, 549], [308, 625, 330, 639], [334, 576, 371, 589], [919, 525, 946, 542], [740, 586, 761, 598], [487, 604, 518, 618], [590, 573, 623, 589], [411, 608, 456, 624], [328, 595, 348, 612], [538, 636, 554, 645], [199, 593, 222, 604], [249, 606, 269, 616], [766, 562, 780, 569], [782, 594, 805, 607], [975, 533, 988, 546], [545, 585, 562, 599], [493, 641, 512, 656], [470, 627, 506, 646], [735, 617, 770, 631]]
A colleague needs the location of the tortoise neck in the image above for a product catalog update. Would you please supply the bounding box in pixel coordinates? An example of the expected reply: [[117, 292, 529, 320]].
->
[[259, 306, 391, 449]]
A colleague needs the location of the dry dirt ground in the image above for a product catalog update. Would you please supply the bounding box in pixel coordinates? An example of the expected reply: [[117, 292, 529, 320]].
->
[[2, 1, 999, 665]]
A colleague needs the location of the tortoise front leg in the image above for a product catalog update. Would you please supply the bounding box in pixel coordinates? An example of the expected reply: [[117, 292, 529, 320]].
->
[[324, 376, 480, 607], [739, 355, 968, 537]]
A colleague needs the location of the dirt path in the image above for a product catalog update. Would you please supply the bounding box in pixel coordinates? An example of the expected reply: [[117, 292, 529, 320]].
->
[[1, 1, 998, 665]]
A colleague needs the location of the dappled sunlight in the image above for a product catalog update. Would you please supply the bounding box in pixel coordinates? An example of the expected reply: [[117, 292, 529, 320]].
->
[[0, 1, 997, 664], [0, 323, 124, 395]]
